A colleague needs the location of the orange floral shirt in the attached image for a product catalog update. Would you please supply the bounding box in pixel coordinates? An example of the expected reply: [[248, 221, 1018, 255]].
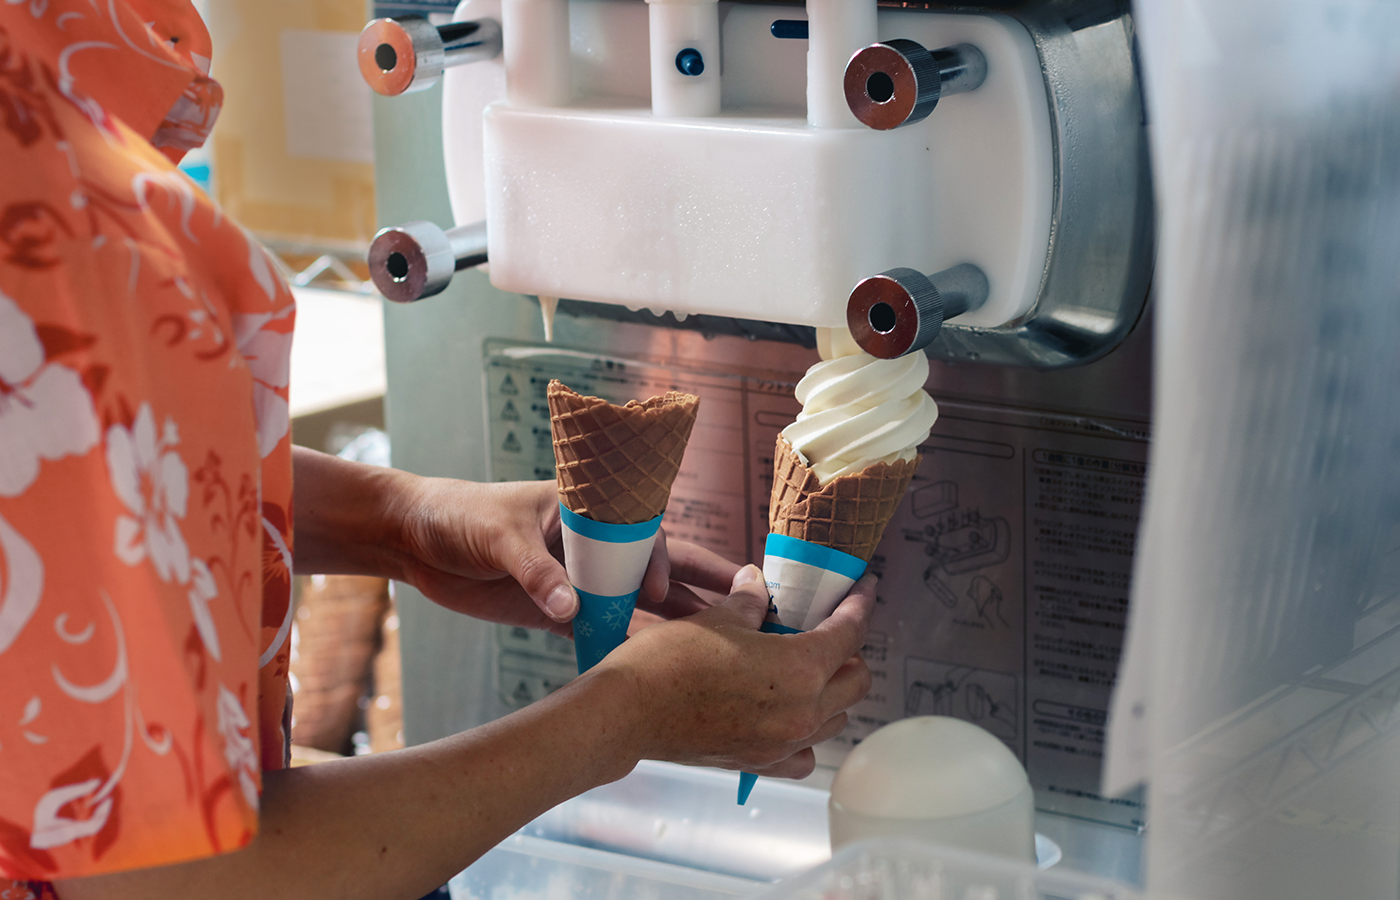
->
[[0, 0, 294, 894]]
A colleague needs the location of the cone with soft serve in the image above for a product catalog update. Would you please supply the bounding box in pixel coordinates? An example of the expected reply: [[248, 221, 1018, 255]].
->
[[547, 380, 699, 672], [761, 345, 936, 633]]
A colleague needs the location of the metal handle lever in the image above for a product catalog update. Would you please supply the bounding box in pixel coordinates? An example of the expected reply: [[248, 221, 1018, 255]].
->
[[844, 41, 987, 130], [846, 264, 989, 358], [368, 220, 487, 303], [357, 16, 502, 96]]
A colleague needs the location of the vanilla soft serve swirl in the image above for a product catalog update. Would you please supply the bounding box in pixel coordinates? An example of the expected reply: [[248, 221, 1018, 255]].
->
[[781, 349, 938, 483]]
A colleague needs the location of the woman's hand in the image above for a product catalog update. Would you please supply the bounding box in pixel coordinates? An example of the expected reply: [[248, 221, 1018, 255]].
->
[[599, 565, 877, 779], [394, 476, 738, 634], [291, 447, 739, 635]]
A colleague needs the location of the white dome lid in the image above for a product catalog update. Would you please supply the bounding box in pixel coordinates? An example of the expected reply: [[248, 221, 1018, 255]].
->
[[830, 716, 1030, 820]]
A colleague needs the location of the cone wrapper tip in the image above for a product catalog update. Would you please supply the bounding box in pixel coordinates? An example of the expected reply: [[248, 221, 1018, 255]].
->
[[738, 772, 759, 805]]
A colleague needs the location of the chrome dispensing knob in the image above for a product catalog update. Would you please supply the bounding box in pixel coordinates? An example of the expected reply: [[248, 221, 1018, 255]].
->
[[357, 16, 502, 96], [847, 264, 989, 358], [844, 41, 987, 130], [368, 220, 488, 303]]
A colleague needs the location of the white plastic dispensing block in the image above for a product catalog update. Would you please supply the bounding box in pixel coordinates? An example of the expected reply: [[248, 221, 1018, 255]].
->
[[444, 0, 1053, 330]]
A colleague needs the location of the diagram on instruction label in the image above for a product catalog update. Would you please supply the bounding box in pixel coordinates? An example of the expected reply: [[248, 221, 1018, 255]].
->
[[902, 480, 1013, 628], [904, 657, 1019, 747]]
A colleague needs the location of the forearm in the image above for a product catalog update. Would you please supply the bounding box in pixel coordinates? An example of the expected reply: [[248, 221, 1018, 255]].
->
[[290, 449, 584, 628], [54, 667, 643, 900], [291, 445, 417, 578]]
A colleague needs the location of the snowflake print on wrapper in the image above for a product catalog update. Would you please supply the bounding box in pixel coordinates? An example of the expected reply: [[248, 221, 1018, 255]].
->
[[0, 292, 99, 498], [105, 403, 191, 584], [576, 620, 593, 638], [602, 599, 629, 629]]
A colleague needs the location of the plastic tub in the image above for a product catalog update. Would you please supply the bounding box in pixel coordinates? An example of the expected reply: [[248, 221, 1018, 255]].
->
[[448, 833, 763, 899], [750, 838, 1140, 900], [447, 761, 1140, 897]]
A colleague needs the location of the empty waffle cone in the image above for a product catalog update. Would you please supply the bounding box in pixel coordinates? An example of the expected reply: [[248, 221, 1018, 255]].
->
[[548, 381, 700, 525], [769, 436, 920, 562]]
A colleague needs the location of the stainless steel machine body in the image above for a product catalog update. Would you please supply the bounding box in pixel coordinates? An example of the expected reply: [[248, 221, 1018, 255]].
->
[[371, 0, 1151, 884]]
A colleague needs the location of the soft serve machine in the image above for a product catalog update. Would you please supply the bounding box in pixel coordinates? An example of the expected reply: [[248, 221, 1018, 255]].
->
[[360, 0, 1400, 896]]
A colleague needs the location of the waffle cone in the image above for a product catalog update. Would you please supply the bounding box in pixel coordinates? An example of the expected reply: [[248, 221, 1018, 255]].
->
[[769, 436, 919, 562], [548, 380, 700, 525]]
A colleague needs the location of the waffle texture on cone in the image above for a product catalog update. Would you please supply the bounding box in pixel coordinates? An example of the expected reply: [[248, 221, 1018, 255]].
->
[[769, 436, 919, 561], [548, 380, 700, 525]]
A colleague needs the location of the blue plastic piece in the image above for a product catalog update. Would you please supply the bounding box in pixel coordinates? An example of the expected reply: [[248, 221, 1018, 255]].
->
[[770, 19, 809, 40], [675, 48, 705, 76], [178, 163, 211, 190], [737, 772, 758, 806]]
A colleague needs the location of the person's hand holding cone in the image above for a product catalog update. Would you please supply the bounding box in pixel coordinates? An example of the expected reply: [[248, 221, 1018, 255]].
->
[[547, 380, 699, 673]]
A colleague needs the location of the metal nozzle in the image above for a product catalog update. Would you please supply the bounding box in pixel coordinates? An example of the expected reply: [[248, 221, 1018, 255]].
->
[[357, 16, 502, 96], [844, 41, 986, 130], [368, 220, 488, 303], [846, 264, 989, 358]]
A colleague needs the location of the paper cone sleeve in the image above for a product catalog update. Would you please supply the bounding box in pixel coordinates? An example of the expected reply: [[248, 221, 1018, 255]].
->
[[768, 436, 920, 562], [548, 380, 700, 525]]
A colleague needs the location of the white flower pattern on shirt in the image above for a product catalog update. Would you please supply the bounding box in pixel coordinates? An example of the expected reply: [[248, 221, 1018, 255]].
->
[[216, 684, 259, 811], [231, 310, 292, 459], [0, 292, 99, 498], [29, 779, 113, 851], [105, 403, 191, 585], [187, 557, 220, 661]]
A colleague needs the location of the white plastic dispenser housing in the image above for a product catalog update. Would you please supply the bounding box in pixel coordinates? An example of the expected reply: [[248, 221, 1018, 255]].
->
[[829, 716, 1036, 862], [361, 0, 1152, 367]]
